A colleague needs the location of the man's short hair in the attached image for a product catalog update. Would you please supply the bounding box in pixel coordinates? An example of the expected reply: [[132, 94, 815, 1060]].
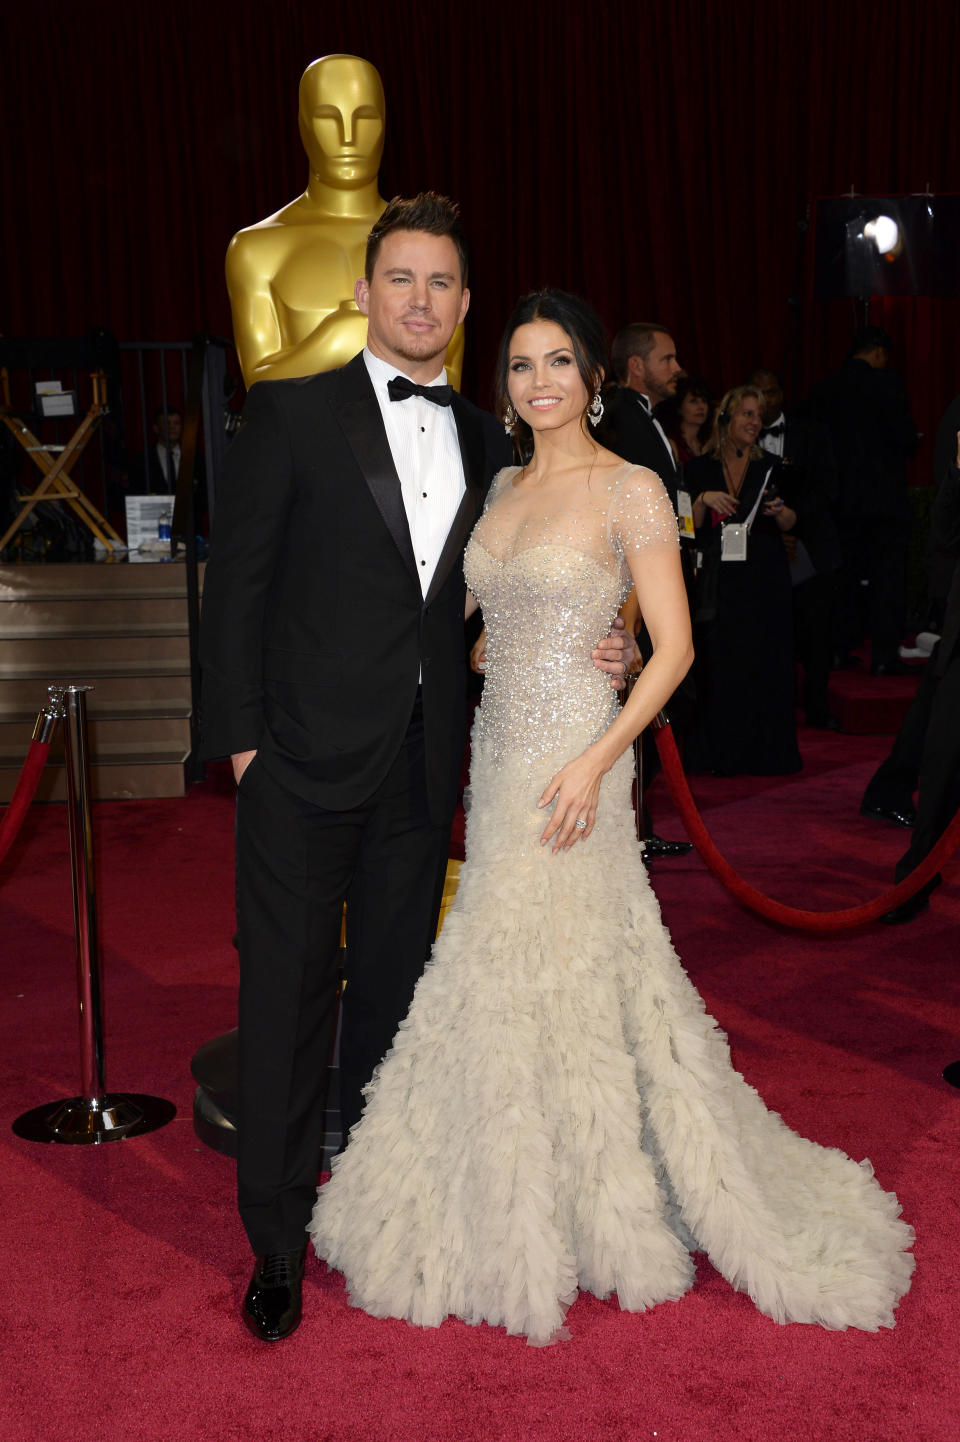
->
[[610, 323, 671, 383], [365, 192, 469, 285], [852, 326, 892, 357]]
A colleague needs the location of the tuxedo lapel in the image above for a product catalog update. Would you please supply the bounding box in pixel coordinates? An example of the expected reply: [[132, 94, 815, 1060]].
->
[[424, 394, 484, 607], [335, 355, 418, 581], [639, 398, 677, 474]]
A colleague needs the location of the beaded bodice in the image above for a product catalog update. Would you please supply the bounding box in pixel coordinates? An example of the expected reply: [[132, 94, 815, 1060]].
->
[[464, 463, 678, 770]]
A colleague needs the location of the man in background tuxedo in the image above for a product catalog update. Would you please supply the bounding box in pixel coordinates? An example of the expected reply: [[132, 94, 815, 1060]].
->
[[127, 405, 207, 522], [863, 418, 960, 921], [807, 328, 919, 675], [751, 368, 842, 727], [600, 323, 683, 500], [598, 322, 694, 860], [200, 194, 631, 1342]]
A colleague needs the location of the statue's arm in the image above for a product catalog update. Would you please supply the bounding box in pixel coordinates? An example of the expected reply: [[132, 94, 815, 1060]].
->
[[227, 234, 368, 384], [226, 234, 286, 386]]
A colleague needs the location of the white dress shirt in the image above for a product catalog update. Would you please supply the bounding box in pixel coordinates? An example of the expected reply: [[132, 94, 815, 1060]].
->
[[759, 413, 786, 459], [363, 347, 466, 598], [155, 441, 181, 489], [636, 391, 677, 471]]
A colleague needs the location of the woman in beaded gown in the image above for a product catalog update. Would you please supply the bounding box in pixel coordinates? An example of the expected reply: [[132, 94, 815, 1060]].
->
[[310, 291, 913, 1344]]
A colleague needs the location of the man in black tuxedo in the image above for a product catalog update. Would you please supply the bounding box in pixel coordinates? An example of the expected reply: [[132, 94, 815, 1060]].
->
[[200, 194, 630, 1342], [599, 323, 683, 504], [597, 323, 693, 859], [127, 406, 207, 524], [751, 369, 842, 727], [863, 420, 960, 921], [807, 328, 919, 675], [128, 407, 206, 493]]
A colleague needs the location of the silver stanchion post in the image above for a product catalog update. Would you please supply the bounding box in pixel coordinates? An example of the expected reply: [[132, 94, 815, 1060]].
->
[[13, 685, 176, 1145]]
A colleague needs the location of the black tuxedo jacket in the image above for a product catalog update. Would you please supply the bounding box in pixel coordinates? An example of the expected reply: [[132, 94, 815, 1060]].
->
[[199, 353, 510, 822], [128, 446, 206, 496], [807, 358, 918, 520], [776, 410, 843, 574], [597, 387, 678, 508]]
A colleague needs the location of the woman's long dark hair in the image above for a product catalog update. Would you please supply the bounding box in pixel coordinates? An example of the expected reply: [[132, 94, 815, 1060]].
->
[[493, 289, 608, 462], [658, 375, 714, 449]]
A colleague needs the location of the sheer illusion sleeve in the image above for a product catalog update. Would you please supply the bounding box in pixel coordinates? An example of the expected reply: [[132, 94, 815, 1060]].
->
[[608, 466, 680, 558], [483, 465, 520, 511]]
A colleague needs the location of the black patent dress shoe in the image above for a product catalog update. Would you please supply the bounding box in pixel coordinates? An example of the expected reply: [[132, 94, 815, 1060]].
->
[[870, 659, 913, 677], [860, 801, 917, 828], [243, 1247, 306, 1341], [643, 834, 694, 859], [879, 874, 942, 925]]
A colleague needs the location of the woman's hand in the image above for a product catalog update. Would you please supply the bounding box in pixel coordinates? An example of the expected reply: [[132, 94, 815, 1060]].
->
[[764, 497, 796, 530], [592, 614, 638, 690], [537, 748, 606, 853], [469, 628, 487, 673], [232, 749, 257, 784], [701, 489, 738, 517]]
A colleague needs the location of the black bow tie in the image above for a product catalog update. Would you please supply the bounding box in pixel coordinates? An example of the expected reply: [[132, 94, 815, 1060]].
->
[[761, 420, 785, 437], [387, 375, 453, 406]]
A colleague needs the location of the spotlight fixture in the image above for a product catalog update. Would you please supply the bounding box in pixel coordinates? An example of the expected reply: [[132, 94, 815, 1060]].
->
[[863, 215, 902, 259]]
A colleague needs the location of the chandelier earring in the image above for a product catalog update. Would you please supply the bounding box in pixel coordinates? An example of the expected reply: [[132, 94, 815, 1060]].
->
[[503, 402, 517, 434], [587, 390, 604, 427]]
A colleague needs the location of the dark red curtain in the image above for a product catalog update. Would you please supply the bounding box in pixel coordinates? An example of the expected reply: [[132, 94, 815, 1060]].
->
[[3, 0, 959, 469]]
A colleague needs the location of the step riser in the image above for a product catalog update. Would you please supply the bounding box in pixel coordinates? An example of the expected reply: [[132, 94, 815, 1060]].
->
[[0, 760, 188, 803], [1, 597, 190, 628], [0, 636, 190, 665], [1, 674, 191, 707], [1, 716, 192, 749], [0, 561, 200, 599]]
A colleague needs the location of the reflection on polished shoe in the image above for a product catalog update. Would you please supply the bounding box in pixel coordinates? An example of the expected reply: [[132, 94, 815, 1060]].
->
[[643, 834, 694, 859], [243, 1246, 306, 1342], [860, 801, 917, 828], [879, 874, 942, 925]]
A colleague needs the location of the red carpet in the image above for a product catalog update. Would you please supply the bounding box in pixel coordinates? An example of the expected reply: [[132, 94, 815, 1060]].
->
[[2, 729, 957, 1442]]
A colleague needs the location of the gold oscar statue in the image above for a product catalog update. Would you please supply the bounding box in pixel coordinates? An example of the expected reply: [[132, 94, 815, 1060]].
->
[[226, 53, 464, 389]]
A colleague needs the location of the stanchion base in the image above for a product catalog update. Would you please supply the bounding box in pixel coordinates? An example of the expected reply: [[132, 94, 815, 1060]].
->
[[12, 1093, 176, 1145], [190, 1028, 342, 1167], [192, 1084, 238, 1158], [943, 1061, 960, 1090]]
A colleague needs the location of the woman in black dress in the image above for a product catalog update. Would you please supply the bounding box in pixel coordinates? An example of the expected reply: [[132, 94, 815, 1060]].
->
[[685, 385, 802, 775]]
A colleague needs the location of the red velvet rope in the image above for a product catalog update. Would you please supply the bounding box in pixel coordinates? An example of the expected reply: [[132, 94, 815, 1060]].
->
[[652, 722, 958, 931], [0, 738, 52, 868]]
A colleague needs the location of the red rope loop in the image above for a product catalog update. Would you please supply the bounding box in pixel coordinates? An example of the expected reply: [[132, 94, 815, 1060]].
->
[[0, 738, 53, 869], [652, 722, 958, 931]]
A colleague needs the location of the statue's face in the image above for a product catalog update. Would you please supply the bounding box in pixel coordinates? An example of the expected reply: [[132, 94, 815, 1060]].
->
[[298, 55, 385, 188]]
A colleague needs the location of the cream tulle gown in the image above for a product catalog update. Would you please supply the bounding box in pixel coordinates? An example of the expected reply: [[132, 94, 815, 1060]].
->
[[309, 464, 914, 1343]]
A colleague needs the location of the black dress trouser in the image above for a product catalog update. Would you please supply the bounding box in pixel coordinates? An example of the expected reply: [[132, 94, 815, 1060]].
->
[[233, 696, 452, 1255], [862, 644, 960, 881], [893, 652, 960, 884]]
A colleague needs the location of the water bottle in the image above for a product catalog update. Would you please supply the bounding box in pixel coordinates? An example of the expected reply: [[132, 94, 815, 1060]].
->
[[158, 508, 171, 542]]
